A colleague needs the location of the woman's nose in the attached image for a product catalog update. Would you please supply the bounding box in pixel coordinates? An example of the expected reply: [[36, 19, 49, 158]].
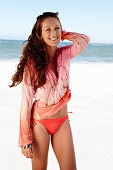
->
[[51, 30, 57, 37]]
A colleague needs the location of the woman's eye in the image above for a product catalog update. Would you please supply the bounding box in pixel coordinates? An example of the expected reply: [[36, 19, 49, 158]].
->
[[46, 29, 50, 31], [45, 27, 60, 31], [56, 27, 60, 30]]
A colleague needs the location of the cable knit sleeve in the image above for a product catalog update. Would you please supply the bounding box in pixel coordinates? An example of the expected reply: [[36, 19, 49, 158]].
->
[[18, 63, 35, 147], [61, 30, 90, 59]]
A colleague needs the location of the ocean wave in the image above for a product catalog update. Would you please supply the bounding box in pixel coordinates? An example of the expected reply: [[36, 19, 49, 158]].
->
[[0, 40, 113, 63]]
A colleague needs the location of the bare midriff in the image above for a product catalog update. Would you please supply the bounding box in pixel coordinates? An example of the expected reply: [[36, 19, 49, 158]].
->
[[32, 104, 68, 120]]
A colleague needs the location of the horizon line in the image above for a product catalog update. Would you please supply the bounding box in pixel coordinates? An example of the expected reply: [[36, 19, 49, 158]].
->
[[0, 38, 113, 44]]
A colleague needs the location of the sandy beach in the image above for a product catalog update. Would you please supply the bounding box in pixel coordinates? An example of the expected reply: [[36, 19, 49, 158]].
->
[[0, 60, 113, 170]]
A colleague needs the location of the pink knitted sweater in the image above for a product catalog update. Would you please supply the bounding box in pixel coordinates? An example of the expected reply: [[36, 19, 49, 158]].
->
[[19, 31, 90, 147]]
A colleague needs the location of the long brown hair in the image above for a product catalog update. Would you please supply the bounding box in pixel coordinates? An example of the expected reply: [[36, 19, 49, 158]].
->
[[9, 12, 62, 93]]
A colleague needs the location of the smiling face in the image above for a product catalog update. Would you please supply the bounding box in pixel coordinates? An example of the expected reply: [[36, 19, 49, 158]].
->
[[41, 17, 62, 47]]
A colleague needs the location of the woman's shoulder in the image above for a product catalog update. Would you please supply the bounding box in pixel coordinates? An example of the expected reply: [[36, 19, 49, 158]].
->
[[24, 59, 37, 77]]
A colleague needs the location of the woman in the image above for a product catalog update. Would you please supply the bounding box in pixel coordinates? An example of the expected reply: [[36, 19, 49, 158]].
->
[[9, 12, 90, 170]]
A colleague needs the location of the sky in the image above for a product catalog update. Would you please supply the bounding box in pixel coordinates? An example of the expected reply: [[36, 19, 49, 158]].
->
[[0, 0, 113, 43]]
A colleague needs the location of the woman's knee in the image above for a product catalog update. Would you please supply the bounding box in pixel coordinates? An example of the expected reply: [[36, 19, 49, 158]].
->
[[31, 155, 48, 170]]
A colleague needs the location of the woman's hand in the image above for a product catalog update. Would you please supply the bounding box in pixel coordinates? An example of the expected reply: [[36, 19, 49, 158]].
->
[[61, 30, 79, 41], [61, 30, 90, 48], [21, 145, 34, 159], [61, 30, 68, 41]]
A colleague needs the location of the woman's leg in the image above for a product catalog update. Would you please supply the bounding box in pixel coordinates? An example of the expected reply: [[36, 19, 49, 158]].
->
[[51, 118, 77, 170], [31, 121, 50, 170]]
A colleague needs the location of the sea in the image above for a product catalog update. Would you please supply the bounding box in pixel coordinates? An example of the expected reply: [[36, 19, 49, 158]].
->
[[0, 39, 113, 63]]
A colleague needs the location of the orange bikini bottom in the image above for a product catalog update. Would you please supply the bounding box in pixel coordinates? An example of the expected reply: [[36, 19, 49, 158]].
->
[[30, 115, 70, 135]]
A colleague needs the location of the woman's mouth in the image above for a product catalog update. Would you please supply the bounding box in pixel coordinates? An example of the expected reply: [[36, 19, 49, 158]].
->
[[49, 37, 58, 41]]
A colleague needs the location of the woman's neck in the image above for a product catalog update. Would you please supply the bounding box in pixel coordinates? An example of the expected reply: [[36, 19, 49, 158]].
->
[[46, 46, 57, 63]]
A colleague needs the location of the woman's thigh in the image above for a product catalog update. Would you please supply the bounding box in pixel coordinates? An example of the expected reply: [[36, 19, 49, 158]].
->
[[51, 118, 77, 170], [31, 122, 50, 170]]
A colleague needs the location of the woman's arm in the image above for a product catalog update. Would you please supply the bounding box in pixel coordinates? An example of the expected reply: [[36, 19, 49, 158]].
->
[[18, 64, 34, 148], [61, 30, 90, 59]]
